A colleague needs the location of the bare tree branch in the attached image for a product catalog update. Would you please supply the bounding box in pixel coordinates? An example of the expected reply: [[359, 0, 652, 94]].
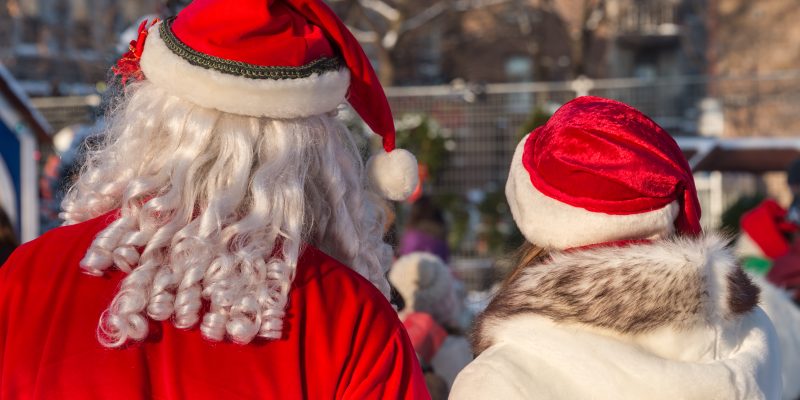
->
[[346, 25, 380, 42], [342, 0, 517, 83], [358, 0, 401, 22], [382, 30, 399, 48], [458, 0, 515, 11], [400, 2, 449, 34]]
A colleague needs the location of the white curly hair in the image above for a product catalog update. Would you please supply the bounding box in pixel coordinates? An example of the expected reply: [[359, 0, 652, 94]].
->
[[61, 81, 393, 347]]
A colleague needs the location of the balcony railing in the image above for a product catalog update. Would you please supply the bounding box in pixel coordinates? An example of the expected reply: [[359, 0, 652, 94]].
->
[[616, 0, 680, 37]]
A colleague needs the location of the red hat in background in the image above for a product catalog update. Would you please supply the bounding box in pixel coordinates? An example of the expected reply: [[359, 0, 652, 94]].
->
[[135, 0, 417, 200], [506, 96, 701, 249], [741, 199, 796, 260]]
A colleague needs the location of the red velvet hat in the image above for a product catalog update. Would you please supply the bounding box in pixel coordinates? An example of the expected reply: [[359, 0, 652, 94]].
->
[[132, 0, 417, 200], [506, 96, 702, 249]]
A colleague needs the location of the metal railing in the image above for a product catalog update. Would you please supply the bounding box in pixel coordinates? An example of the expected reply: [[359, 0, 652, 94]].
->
[[27, 72, 800, 292], [384, 71, 800, 291], [616, 0, 679, 36]]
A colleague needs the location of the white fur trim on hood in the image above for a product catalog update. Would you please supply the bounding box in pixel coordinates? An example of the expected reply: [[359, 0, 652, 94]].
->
[[453, 235, 782, 400], [505, 134, 680, 249], [140, 22, 350, 119]]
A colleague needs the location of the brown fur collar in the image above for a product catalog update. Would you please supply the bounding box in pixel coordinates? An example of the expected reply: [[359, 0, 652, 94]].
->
[[472, 234, 759, 355]]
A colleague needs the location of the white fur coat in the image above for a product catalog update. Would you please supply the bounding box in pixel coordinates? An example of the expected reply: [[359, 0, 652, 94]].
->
[[451, 235, 782, 400], [752, 275, 800, 400]]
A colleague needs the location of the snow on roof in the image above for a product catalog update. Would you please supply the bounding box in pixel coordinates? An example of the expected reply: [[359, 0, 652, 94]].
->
[[675, 136, 800, 173]]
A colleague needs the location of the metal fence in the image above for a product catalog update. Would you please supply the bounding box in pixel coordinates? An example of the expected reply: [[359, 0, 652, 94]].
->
[[387, 71, 800, 194], [384, 72, 800, 292], [27, 72, 800, 293]]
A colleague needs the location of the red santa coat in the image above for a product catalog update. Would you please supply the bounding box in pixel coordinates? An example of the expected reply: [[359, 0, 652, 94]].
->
[[0, 212, 430, 399]]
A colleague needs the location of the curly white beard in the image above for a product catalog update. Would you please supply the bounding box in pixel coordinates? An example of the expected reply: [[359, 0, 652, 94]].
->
[[61, 81, 393, 347]]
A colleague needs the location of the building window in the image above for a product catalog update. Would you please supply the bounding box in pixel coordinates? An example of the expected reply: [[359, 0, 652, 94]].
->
[[505, 56, 532, 113], [505, 56, 532, 82]]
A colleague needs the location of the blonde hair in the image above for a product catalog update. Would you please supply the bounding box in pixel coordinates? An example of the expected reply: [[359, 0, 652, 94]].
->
[[62, 81, 393, 347], [502, 241, 550, 287]]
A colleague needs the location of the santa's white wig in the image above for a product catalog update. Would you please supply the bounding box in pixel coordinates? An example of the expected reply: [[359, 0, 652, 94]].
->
[[61, 80, 393, 347]]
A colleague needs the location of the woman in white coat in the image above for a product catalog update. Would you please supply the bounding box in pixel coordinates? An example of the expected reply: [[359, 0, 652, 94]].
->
[[450, 96, 782, 400]]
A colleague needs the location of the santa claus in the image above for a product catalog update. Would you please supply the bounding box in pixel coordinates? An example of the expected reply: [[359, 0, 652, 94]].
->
[[0, 0, 428, 398]]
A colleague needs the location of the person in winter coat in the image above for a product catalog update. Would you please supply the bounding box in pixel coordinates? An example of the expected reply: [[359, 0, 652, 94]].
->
[[755, 197, 800, 304], [737, 199, 797, 276], [732, 200, 800, 400], [399, 196, 451, 263], [450, 96, 782, 400], [389, 252, 473, 396], [0, 0, 429, 398]]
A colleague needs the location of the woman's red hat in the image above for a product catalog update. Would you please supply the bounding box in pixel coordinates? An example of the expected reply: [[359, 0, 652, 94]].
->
[[506, 96, 702, 249]]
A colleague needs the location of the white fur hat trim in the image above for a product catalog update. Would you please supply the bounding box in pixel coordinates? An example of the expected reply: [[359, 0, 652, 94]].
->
[[140, 22, 350, 119], [506, 134, 680, 249]]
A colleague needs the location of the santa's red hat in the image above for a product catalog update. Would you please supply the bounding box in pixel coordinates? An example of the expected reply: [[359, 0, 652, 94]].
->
[[506, 96, 702, 249], [130, 0, 417, 200]]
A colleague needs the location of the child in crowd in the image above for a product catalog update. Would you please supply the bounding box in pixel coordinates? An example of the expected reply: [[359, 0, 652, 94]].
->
[[390, 252, 472, 399]]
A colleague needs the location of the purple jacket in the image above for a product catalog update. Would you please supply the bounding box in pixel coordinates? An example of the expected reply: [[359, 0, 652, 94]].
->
[[398, 228, 450, 262]]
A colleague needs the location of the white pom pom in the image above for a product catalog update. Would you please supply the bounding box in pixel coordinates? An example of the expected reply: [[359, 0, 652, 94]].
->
[[366, 149, 419, 201]]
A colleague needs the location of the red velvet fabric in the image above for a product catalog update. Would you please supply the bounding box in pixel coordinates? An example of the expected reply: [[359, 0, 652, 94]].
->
[[284, 0, 397, 151], [0, 212, 429, 399], [172, 0, 334, 67], [170, 0, 397, 152], [522, 96, 702, 235]]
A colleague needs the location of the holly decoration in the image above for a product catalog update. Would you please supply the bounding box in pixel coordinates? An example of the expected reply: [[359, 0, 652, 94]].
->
[[394, 114, 454, 183], [112, 19, 159, 86]]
